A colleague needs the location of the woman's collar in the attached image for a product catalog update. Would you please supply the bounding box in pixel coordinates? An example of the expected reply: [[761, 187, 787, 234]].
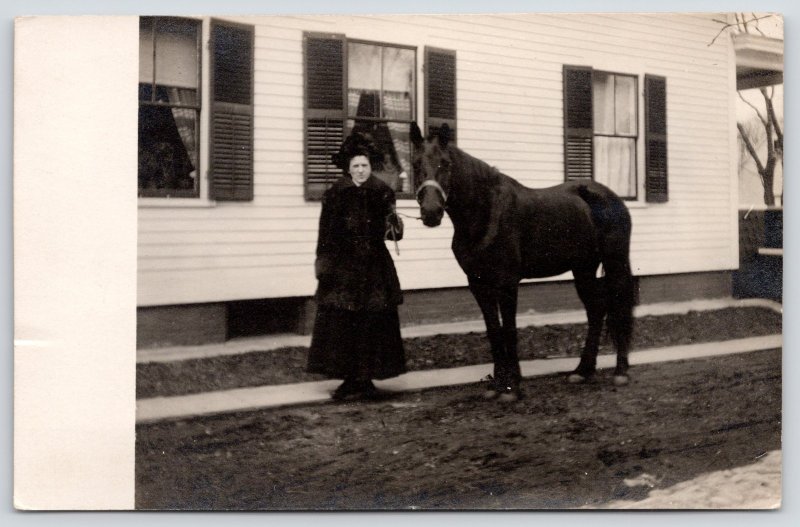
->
[[343, 175, 375, 188]]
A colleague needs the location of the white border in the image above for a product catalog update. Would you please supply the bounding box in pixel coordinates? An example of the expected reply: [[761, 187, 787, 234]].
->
[[4, 0, 795, 524]]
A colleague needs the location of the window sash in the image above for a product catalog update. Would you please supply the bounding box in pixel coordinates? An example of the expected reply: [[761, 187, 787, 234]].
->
[[138, 16, 202, 199], [346, 39, 417, 198], [592, 71, 638, 200]]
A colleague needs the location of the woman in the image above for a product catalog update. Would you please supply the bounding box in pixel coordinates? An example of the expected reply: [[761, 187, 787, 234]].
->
[[307, 132, 406, 401]]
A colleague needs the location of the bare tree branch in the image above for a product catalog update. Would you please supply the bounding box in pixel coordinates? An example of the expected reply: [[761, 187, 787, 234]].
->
[[738, 92, 768, 127], [716, 12, 782, 205], [762, 87, 783, 149], [738, 13, 748, 33], [738, 122, 766, 175], [751, 12, 767, 36], [738, 121, 761, 172], [709, 13, 776, 46]]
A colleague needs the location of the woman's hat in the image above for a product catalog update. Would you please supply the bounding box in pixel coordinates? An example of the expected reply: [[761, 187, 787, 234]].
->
[[332, 130, 384, 171]]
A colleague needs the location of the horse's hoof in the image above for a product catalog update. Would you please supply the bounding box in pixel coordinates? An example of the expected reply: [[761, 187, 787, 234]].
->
[[613, 375, 630, 387], [498, 391, 519, 403], [482, 388, 499, 400], [567, 373, 588, 384]]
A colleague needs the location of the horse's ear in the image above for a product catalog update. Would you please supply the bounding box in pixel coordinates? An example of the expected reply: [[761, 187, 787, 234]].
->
[[439, 123, 451, 148], [410, 121, 424, 147]]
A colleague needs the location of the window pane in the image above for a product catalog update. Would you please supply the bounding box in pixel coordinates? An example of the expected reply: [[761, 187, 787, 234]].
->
[[381, 47, 414, 120], [594, 136, 635, 198], [139, 105, 198, 193], [348, 43, 382, 117], [154, 18, 199, 90], [593, 72, 615, 134], [347, 119, 412, 193], [388, 121, 413, 193], [615, 75, 637, 135]]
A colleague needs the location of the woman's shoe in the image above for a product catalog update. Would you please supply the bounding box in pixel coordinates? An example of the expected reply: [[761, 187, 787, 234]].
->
[[360, 381, 392, 401], [331, 379, 363, 401], [332, 380, 391, 401]]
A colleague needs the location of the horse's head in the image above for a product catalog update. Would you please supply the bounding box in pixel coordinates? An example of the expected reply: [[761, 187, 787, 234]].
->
[[411, 121, 453, 227]]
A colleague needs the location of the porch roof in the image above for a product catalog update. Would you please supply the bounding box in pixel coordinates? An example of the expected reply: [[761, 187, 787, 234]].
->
[[734, 33, 783, 90]]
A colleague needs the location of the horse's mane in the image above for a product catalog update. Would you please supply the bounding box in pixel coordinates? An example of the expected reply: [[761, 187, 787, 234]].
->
[[449, 144, 502, 186]]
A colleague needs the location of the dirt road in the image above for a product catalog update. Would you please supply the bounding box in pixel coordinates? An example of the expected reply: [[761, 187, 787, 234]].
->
[[136, 348, 781, 510]]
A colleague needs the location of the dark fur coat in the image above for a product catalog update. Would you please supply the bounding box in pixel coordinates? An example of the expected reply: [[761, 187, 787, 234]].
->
[[314, 175, 403, 312]]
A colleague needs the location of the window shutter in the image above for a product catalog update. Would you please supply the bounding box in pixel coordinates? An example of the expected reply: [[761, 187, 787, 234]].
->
[[304, 32, 346, 201], [210, 20, 254, 201], [644, 75, 668, 203], [563, 65, 593, 182], [425, 47, 457, 143]]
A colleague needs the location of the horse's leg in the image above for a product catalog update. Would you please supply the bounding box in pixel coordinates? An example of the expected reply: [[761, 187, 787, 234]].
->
[[497, 285, 521, 402], [468, 280, 505, 399], [568, 268, 607, 384], [605, 258, 634, 387]]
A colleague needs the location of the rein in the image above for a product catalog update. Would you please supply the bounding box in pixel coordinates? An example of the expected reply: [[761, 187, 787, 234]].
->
[[396, 211, 421, 220]]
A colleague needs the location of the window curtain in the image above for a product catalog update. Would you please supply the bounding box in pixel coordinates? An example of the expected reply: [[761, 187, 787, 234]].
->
[[594, 136, 635, 197]]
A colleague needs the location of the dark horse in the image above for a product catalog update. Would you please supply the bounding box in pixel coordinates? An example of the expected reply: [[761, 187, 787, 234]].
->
[[410, 122, 635, 402]]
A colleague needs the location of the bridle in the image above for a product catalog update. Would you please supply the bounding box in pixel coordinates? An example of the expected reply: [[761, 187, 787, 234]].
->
[[397, 179, 447, 223], [415, 178, 448, 207]]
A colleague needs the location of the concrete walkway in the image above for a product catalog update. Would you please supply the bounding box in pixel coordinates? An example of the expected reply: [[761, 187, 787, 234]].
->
[[137, 297, 782, 364], [136, 334, 782, 423], [137, 306, 782, 423], [136, 298, 782, 423]]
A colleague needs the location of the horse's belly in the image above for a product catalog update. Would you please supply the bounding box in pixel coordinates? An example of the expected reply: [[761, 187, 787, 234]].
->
[[522, 261, 573, 279], [519, 245, 594, 278]]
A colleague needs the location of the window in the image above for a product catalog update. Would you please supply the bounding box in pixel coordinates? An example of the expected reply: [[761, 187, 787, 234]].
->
[[138, 17, 254, 201], [593, 72, 637, 199], [303, 33, 456, 201], [563, 65, 668, 203], [139, 17, 201, 198], [347, 42, 416, 194]]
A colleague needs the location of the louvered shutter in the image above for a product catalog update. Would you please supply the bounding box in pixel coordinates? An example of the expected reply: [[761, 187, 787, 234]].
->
[[425, 47, 456, 143], [563, 65, 594, 182], [210, 20, 254, 201], [304, 33, 346, 201], [645, 75, 668, 203]]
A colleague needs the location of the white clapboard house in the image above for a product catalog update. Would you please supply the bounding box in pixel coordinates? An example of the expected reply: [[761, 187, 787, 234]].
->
[[136, 13, 780, 347]]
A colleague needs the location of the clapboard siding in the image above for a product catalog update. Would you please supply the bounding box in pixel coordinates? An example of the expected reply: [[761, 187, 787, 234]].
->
[[138, 13, 737, 306]]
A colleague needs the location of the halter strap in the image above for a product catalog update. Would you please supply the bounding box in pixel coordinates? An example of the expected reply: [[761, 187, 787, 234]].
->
[[416, 179, 448, 205]]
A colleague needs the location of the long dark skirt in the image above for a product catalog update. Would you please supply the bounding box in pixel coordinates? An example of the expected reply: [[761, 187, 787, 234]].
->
[[307, 306, 406, 381]]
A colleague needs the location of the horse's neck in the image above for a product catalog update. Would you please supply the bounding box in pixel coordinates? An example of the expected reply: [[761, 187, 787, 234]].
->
[[447, 148, 498, 233]]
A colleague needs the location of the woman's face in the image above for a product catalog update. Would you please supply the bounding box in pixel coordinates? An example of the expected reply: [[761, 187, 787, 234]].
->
[[348, 155, 372, 185]]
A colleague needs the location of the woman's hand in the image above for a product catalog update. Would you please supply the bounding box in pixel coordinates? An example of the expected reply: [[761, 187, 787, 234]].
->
[[385, 212, 404, 241]]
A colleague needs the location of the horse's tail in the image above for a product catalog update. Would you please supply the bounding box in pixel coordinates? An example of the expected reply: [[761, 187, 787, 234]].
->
[[577, 184, 636, 353]]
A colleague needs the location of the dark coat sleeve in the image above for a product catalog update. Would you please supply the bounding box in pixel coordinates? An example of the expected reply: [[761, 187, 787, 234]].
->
[[315, 189, 338, 280]]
